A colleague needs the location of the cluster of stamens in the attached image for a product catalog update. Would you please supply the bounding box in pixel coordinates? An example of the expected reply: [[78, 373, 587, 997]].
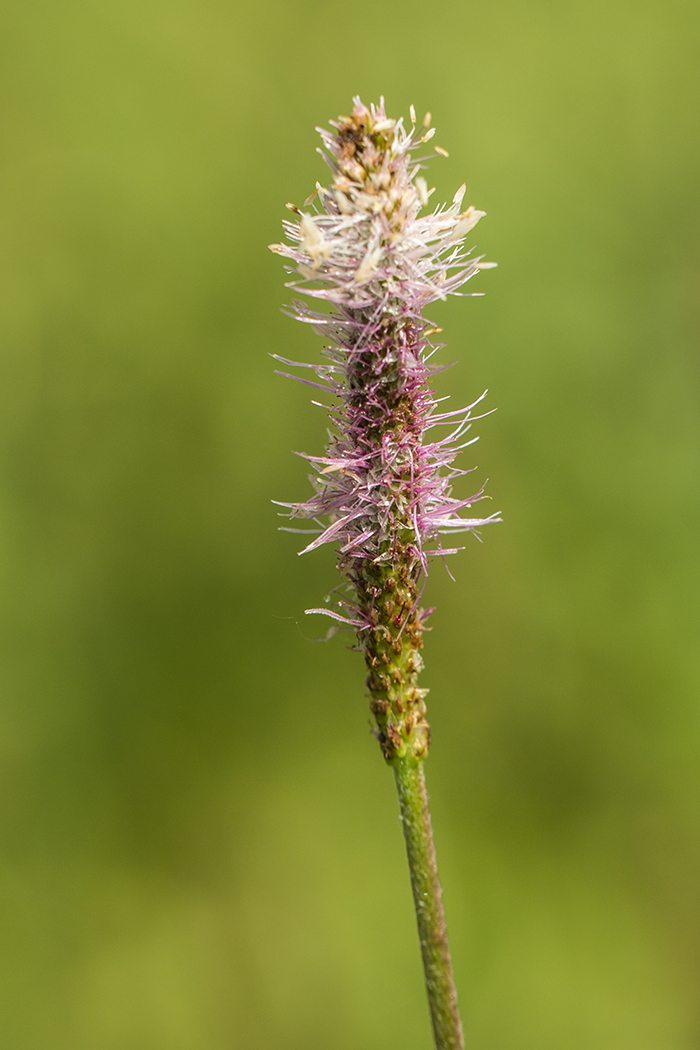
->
[[270, 97, 499, 761]]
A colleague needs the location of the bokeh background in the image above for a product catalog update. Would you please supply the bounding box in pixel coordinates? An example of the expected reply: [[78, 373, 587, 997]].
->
[[1, 0, 699, 1047]]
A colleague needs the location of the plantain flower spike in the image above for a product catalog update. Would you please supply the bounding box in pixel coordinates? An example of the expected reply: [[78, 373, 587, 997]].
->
[[270, 97, 499, 764]]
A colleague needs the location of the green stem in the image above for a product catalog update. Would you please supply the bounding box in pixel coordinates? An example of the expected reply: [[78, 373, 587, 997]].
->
[[393, 755, 464, 1050]]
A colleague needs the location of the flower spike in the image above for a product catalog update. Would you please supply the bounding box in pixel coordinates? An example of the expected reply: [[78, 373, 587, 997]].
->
[[272, 96, 499, 762]]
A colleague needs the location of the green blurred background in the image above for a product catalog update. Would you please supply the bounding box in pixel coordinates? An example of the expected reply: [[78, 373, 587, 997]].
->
[[0, 0, 699, 1046]]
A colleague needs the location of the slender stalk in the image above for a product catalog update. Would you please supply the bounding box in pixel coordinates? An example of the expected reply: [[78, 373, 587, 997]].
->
[[394, 755, 464, 1050]]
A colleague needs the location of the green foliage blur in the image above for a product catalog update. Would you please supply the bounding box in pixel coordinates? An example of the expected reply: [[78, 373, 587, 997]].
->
[[1, 0, 699, 1046]]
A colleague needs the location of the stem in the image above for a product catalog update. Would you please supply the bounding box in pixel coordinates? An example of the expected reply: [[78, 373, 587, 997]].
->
[[393, 755, 464, 1050]]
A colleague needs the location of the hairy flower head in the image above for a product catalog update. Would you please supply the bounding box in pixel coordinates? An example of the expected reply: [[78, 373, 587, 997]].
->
[[271, 97, 499, 761]]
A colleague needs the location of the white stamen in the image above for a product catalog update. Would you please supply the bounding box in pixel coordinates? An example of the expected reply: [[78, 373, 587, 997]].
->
[[451, 207, 485, 240], [356, 247, 383, 283], [415, 177, 430, 207], [300, 214, 331, 267]]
